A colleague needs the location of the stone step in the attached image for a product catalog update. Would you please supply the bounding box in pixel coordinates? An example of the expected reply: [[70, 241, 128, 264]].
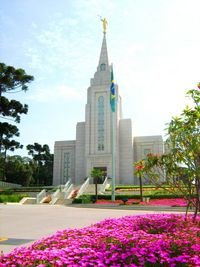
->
[[83, 184, 103, 194], [53, 198, 73, 205], [19, 197, 37, 204]]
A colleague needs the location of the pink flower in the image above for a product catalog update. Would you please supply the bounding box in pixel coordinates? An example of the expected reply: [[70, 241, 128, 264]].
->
[[0, 214, 199, 266]]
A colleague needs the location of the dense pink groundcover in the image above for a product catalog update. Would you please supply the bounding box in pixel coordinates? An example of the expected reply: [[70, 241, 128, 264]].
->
[[0, 214, 199, 267], [96, 198, 187, 206]]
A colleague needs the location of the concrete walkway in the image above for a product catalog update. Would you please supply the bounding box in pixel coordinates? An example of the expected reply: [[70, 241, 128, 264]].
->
[[0, 204, 185, 255]]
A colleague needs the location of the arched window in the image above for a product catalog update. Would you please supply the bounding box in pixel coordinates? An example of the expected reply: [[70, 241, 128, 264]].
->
[[98, 96, 104, 151]]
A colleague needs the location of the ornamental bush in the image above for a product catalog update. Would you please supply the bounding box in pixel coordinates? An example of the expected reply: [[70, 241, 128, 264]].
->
[[0, 194, 28, 203], [134, 87, 200, 219], [0, 214, 199, 266]]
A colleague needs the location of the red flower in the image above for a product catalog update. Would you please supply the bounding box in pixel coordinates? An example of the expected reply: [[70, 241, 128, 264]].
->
[[197, 82, 200, 90], [135, 165, 144, 170]]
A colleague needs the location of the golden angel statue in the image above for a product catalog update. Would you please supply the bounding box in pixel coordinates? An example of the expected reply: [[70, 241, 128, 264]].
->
[[101, 17, 108, 33]]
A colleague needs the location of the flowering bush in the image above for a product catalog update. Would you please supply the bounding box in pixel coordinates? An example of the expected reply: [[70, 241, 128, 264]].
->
[[0, 214, 199, 266], [134, 86, 200, 219]]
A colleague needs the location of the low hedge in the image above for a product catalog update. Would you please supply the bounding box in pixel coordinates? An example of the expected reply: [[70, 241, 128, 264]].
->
[[0, 194, 28, 203], [72, 195, 94, 204], [115, 185, 169, 189], [0, 189, 14, 195], [106, 185, 192, 191]]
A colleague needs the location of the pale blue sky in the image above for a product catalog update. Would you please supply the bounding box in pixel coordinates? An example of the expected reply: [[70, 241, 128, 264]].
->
[[1, 0, 200, 156]]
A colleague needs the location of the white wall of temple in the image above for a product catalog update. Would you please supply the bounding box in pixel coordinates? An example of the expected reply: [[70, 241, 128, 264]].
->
[[75, 122, 86, 184], [134, 135, 164, 162], [84, 77, 121, 182], [53, 33, 165, 186], [119, 119, 134, 184], [53, 141, 76, 185]]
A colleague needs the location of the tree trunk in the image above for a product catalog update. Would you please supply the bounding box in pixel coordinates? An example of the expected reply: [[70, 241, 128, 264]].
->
[[95, 177, 98, 202], [139, 174, 143, 202]]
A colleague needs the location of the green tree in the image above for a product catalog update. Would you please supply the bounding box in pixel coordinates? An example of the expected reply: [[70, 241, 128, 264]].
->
[[26, 143, 53, 185], [0, 155, 4, 180], [0, 63, 34, 155], [5, 155, 33, 186], [134, 163, 145, 201], [135, 85, 200, 220], [0, 63, 33, 181], [0, 123, 22, 156], [90, 168, 104, 202]]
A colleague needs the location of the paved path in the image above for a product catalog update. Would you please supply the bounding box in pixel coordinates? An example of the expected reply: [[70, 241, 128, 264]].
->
[[0, 204, 183, 254]]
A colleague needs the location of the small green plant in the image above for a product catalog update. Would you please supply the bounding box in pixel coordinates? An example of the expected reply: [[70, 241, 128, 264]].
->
[[0, 194, 28, 203], [72, 195, 93, 204]]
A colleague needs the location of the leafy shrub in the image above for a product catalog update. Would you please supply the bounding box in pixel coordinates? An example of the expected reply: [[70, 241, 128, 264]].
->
[[0, 188, 14, 195], [0, 194, 28, 203], [73, 195, 93, 204], [72, 198, 82, 204]]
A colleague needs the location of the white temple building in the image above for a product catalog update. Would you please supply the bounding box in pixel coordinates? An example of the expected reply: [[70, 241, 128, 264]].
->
[[53, 25, 164, 186]]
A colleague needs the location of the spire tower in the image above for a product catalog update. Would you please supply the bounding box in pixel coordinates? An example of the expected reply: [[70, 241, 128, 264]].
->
[[98, 34, 109, 70], [91, 18, 110, 86]]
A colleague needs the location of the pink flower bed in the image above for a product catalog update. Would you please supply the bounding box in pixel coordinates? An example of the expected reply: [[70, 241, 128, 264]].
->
[[96, 198, 187, 206], [0, 214, 199, 266], [141, 198, 187, 206]]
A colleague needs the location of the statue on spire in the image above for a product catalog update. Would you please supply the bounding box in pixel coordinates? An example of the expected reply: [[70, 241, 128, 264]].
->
[[101, 17, 108, 34]]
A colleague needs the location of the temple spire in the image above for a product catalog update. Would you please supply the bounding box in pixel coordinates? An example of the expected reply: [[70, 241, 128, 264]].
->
[[98, 17, 109, 68], [98, 33, 109, 68], [90, 18, 110, 85]]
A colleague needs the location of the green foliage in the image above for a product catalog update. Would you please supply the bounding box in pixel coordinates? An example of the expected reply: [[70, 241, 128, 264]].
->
[[0, 155, 5, 180], [90, 168, 104, 183], [5, 156, 33, 186], [0, 152, 52, 187], [0, 194, 28, 203], [26, 143, 53, 186], [4, 155, 33, 186], [166, 89, 200, 174], [81, 195, 94, 203], [0, 62, 34, 157], [72, 198, 83, 204], [0, 96, 28, 123], [72, 195, 93, 204], [90, 167, 105, 201], [0, 188, 14, 195], [0, 63, 34, 94], [135, 86, 200, 219], [106, 185, 171, 191]]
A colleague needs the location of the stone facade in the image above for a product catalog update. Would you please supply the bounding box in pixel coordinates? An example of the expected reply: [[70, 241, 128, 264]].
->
[[53, 33, 164, 185]]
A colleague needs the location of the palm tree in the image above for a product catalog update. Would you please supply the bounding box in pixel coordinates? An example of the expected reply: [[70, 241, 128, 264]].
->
[[90, 168, 104, 202]]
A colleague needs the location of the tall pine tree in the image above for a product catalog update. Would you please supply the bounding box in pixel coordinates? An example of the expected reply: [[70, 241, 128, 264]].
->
[[0, 63, 34, 179]]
